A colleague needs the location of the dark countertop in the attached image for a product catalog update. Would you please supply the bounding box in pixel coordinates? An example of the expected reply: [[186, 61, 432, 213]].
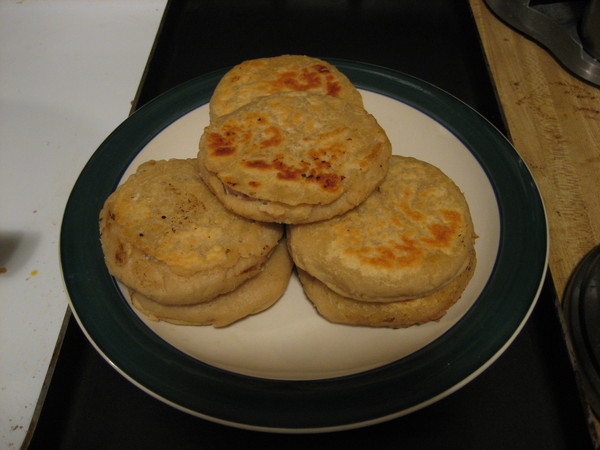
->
[[27, 1, 593, 448]]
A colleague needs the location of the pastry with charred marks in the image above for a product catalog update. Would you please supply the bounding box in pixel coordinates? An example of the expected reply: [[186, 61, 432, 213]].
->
[[287, 155, 476, 304], [209, 54, 364, 120], [198, 91, 391, 224]]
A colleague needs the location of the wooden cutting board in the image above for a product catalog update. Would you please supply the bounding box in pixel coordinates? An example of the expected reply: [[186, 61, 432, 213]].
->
[[469, 0, 600, 300], [469, 0, 600, 444]]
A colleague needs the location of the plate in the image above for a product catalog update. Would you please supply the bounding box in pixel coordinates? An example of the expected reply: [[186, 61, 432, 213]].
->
[[61, 60, 548, 432]]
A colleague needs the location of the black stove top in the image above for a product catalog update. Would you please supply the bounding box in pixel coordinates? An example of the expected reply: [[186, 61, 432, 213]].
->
[[27, 2, 593, 448]]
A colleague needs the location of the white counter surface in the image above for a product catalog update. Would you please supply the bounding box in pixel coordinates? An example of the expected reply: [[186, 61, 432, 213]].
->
[[0, 1, 166, 447]]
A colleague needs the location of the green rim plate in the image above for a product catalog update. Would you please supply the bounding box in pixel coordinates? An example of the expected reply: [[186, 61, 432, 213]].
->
[[60, 60, 548, 432]]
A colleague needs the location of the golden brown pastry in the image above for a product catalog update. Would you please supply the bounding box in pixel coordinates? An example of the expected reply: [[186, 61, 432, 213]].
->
[[297, 252, 476, 328], [129, 240, 293, 327], [287, 155, 476, 303], [209, 54, 364, 120], [198, 91, 391, 224], [99, 158, 282, 306]]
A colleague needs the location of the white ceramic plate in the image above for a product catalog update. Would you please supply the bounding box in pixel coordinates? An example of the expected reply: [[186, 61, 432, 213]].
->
[[61, 60, 548, 432]]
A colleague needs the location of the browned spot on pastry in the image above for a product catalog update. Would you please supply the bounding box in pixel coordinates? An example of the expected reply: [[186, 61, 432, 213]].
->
[[207, 131, 237, 156], [244, 156, 341, 191], [421, 210, 461, 248], [271, 69, 322, 91], [345, 236, 424, 269], [114, 243, 128, 265], [259, 126, 282, 148]]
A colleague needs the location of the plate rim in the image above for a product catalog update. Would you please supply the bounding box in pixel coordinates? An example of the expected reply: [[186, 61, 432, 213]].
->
[[60, 59, 548, 432]]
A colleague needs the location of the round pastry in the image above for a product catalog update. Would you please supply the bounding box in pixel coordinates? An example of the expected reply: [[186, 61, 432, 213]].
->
[[129, 240, 293, 327], [297, 252, 476, 328], [209, 54, 364, 120], [99, 158, 282, 305], [198, 91, 391, 224], [287, 155, 476, 302]]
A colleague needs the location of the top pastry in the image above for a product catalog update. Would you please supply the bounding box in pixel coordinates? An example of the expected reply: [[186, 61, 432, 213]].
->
[[198, 91, 391, 224], [209, 55, 364, 120]]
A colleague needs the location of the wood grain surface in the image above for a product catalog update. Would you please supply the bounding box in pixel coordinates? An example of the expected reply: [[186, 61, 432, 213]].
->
[[469, 0, 600, 445], [469, 0, 600, 300]]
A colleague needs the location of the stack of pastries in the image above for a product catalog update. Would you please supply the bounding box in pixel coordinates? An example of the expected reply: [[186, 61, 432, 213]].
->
[[99, 55, 476, 328]]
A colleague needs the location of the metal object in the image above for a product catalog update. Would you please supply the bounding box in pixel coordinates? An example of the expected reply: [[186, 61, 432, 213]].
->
[[563, 244, 600, 419], [581, 0, 600, 59], [484, 0, 600, 86]]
